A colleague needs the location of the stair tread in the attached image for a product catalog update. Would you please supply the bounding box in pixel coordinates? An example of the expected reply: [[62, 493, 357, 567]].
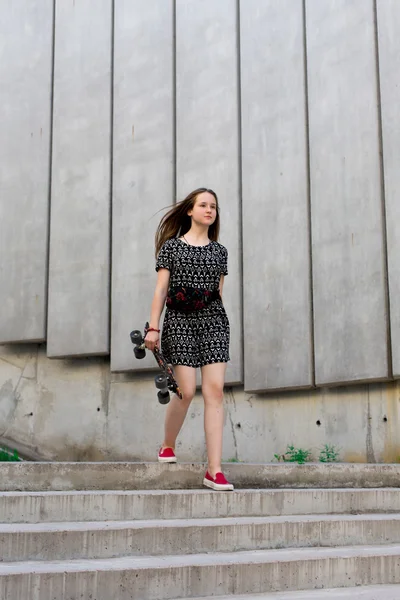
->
[[0, 487, 399, 496], [1, 543, 400, 575], [175, 584, 400, 599], [2, 462, 400, 492], [2, 512, 400, 533]]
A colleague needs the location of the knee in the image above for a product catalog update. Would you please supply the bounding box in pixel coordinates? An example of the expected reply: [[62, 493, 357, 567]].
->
[[180, 385, 196, 405], [202, 382, 224, 404]]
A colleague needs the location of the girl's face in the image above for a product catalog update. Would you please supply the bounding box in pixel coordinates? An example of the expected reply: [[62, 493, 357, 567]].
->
[[188, 192, 217, 227]]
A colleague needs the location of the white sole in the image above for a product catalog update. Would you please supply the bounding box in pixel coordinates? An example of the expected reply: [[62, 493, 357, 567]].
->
[[203, 478, 234, 491], [158, 456, 177, 463]]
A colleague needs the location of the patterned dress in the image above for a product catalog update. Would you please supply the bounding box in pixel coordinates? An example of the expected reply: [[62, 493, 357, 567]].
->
[[155, 238, 230, 368]]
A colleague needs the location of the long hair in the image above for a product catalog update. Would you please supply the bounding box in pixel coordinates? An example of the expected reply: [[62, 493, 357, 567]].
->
[[155, 188, 220, 257]]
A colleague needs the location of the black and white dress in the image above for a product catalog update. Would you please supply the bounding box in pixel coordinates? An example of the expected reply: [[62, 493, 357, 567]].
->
[[155, 238, 230, 368]]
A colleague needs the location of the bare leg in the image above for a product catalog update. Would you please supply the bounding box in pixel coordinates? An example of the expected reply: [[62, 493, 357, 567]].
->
[[201, 363, 227, 477], [162, 365, 197, 449]]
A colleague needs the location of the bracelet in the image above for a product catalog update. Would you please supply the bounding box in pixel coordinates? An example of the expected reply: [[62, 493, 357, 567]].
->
[[147, 327, 160, 333]]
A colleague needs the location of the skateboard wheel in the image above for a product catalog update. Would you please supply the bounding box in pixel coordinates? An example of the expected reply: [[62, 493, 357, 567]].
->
[[158, 390, 170, 404], [130, 330, 143, 345], [155, 374, 168, 389], [134, 347, 146, 359]]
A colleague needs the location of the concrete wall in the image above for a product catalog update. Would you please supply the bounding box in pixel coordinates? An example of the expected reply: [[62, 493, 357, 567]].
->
[[176, 0, 242, 385], [0, 0, 53, 344], [377, 0, 400, 379], [47, 0, 112, 357], [1, 342, 399, 463], [307, 0, 388, 386], [241, 0, 312, 392], [2, 1, 400, 461], [111, 0, 174, 372], [2, 0, 399, 391]]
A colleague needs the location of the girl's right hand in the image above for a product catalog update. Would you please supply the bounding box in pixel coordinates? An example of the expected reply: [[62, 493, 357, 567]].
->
[[144, 330, 160, 352]]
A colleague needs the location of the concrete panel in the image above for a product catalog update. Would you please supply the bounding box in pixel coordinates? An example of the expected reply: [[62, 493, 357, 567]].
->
[[176, 0, 242, 385], [240, 0, 312, 392], [47, 0, 112, 357], [306, 0, 388, 385], [0, 1, 53, 343], [376, 0, 400, 378], [111, 0, 174, 371]]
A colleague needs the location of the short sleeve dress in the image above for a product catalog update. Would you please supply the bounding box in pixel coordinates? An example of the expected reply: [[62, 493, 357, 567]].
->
[[155, 238, 230, 368]]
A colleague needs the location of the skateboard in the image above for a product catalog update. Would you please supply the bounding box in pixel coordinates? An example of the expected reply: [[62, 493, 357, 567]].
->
[[130, 322, 183, 404]]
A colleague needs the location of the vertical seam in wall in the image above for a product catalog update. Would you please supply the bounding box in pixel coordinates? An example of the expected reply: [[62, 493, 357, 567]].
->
[[373, 0, 393, 379], [108, 0, 115, 355], [236, 0, 244, 384], [173, 0, 177, 204], [302, 0, 316, 388], [45, 0, 56, 341]]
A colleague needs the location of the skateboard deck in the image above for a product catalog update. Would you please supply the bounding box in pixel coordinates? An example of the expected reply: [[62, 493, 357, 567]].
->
[[130, 322, 183, 404]]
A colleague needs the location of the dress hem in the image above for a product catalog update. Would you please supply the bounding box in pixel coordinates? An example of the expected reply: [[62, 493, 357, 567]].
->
[[168, 358, 230, 369]]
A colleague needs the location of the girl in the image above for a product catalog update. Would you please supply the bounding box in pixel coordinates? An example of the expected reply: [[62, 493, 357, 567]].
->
[[145, 188, 233, 491]]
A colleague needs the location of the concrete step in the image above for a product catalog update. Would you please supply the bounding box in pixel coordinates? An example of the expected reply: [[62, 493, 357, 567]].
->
[[2, 514, 400, 561], [2, 488, 400, 524], [2, 462, 400, 491], [178, 585, 400, 599], [1, 544, 400, 599]]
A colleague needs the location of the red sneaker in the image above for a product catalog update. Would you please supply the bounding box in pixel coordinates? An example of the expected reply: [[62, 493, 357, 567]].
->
[[203, 471, 234, 491], [158, 447, 177, 463]]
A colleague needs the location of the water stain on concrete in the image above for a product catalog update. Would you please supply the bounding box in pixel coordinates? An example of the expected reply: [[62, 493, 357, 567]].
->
[[0, 379, 17, 419], [366, 387, 376, 463]]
